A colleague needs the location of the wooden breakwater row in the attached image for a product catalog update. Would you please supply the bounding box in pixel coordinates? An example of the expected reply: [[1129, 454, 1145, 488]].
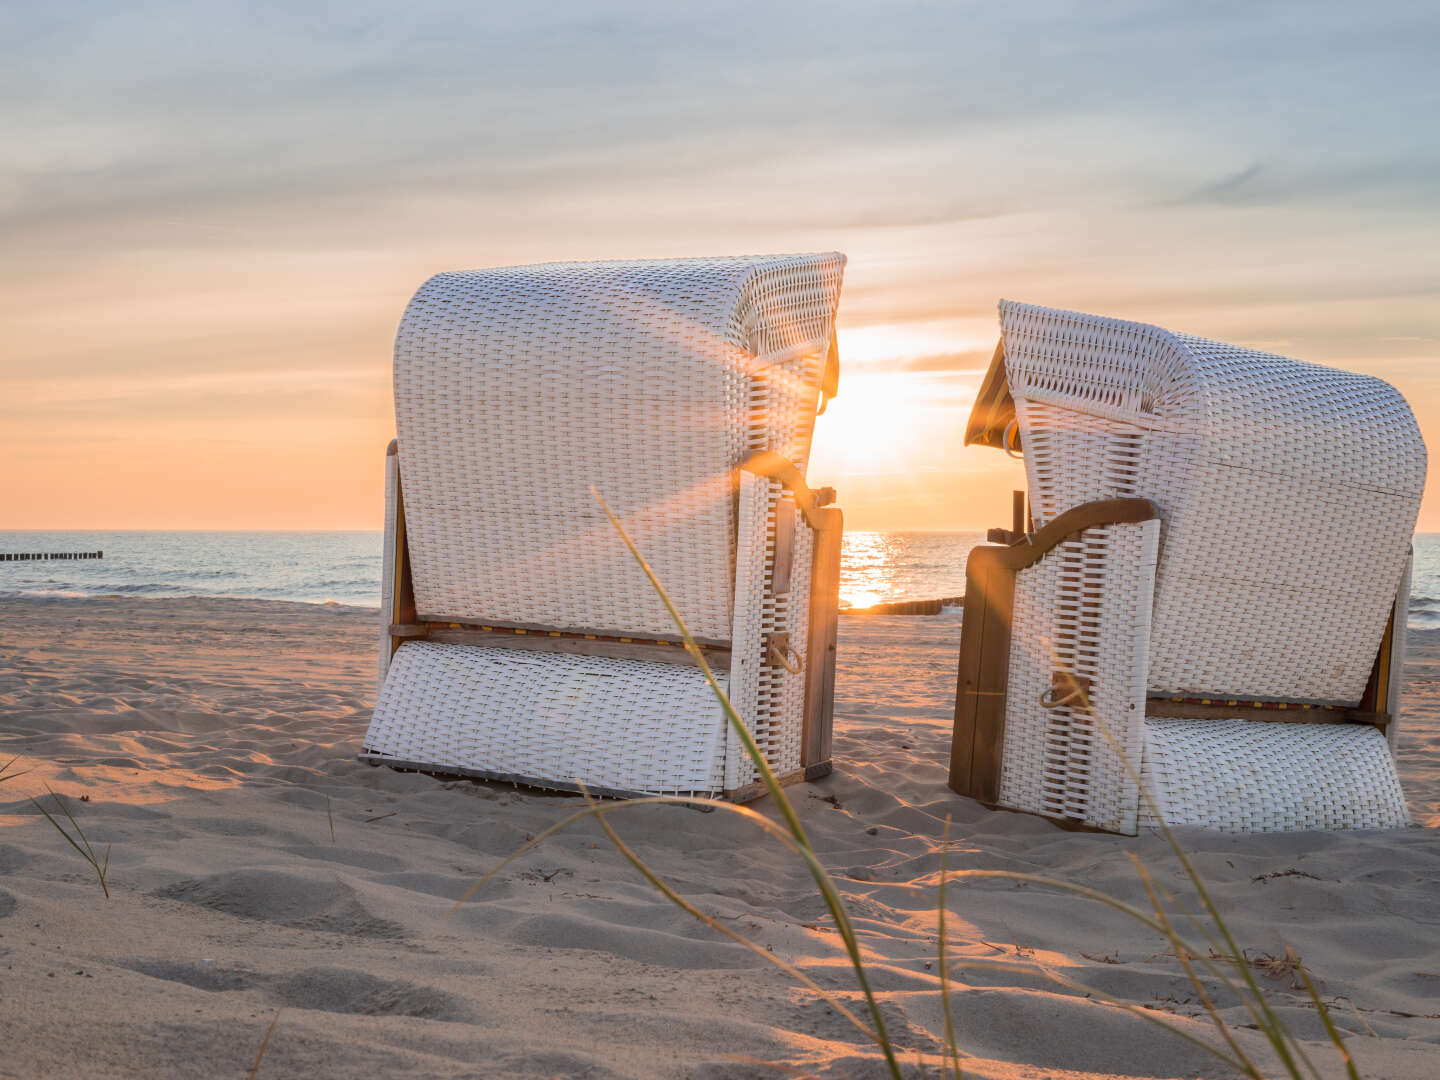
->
[[1, 551, 103, 562], [841, 595, 963, 616]]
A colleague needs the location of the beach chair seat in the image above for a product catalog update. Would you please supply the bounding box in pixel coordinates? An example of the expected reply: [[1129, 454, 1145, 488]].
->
[[361, 254, 847, 800], [950, 302, 1424, 833]]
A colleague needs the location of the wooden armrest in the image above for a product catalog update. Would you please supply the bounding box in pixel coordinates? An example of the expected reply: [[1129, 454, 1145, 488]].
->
[[740, 451, 837, 532], [978, 498, 1160, 571]]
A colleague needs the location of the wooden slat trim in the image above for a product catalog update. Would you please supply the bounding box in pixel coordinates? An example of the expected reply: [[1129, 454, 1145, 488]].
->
[[412, 614, 729, 651], [417, 626, 730, 669], [1145, 699, 1389, 729], [725, 765, 812, 805]]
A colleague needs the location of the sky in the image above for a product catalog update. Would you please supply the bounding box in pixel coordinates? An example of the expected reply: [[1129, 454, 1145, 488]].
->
[[3, 1, 1438, 531]]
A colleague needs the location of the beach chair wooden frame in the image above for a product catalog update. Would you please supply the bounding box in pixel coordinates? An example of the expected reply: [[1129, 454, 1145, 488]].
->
[[361, 254, 847, 801], [948, 303, 1424, 833]]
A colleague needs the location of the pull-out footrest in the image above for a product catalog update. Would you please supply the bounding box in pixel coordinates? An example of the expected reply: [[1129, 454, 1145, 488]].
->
[[1139, 717, 1409, 832], [361, 641, 728, 797]]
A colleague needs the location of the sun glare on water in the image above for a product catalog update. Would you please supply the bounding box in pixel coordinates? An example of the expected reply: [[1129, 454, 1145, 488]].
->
[[837, 532, 901, 610], [841, 588, 886, 610]]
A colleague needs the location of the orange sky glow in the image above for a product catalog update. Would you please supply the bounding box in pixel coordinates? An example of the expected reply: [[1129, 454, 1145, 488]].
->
[[3, 6, 1436, 533]]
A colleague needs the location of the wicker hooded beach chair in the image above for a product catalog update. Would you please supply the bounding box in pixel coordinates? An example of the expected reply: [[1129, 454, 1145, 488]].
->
[[361, 254, 847, 801], [950, 302, 1425, 833]]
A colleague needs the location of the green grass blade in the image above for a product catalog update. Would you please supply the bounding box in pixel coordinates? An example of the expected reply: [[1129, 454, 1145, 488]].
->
[[0, 756, 29, 783], [30, 787, 110, 897], [30, 794, 94, 863], [937, 816, 963, 1080]]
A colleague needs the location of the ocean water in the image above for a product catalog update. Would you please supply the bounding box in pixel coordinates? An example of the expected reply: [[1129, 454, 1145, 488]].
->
[[3, 530, 1439, 629]]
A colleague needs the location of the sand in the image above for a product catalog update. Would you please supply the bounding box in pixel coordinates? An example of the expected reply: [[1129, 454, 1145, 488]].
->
[[0, 596, 1436, 1079]]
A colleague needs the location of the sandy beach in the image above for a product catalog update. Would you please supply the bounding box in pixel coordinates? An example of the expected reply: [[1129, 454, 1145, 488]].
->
[[1, 595, 1436, 1079]]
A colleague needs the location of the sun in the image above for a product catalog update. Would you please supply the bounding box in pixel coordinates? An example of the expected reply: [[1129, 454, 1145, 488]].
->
[[810, 372, 925, 475]]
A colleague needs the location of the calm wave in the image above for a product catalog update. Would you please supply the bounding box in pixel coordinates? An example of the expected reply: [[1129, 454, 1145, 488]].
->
[[4, 530, 1439, 629]]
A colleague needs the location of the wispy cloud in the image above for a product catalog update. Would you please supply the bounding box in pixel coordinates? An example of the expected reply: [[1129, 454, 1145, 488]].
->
[[1176, 158, 1440, 208]]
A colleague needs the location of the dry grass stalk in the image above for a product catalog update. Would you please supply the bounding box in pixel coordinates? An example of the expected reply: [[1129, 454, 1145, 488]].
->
[[31, 786, 110, 898], [248, 1008, 283, 1079], [446, 486, 1367, 1078]]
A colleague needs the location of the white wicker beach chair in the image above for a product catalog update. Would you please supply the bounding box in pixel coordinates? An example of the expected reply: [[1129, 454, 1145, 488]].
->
[[950, 302, 1425, 833], [361, 254, 847, 801]]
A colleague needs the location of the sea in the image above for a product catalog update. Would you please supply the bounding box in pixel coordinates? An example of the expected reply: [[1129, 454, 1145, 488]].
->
[[3, 530, 1440, 629]]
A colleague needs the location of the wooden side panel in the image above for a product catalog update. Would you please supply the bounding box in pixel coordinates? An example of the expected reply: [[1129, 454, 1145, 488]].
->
[[380, 441, 423, 687], [949, 550, 1014, 804], [391, 451, 417, 642], [1384, 553, 1411, 753], [949, 498, 1161, 805], [802, 506, 843, 770]]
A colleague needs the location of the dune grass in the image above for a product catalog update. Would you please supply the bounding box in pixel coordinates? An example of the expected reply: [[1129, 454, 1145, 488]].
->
[[248, 1008, 283, 1079], [447, 487, 1366, 1078], [31, 785, 111, 899], [4, 757, 112, 898]]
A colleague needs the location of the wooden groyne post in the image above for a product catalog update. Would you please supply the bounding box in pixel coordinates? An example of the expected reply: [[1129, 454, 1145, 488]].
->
[[0, 551, 103, 562], [841, 594, 964, 616]]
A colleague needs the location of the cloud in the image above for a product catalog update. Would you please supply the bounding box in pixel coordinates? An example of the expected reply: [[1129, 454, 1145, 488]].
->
[[1182, 161, 1267, 205], [7, 1, 1439, 233], [1176, 157, 1440, 209]]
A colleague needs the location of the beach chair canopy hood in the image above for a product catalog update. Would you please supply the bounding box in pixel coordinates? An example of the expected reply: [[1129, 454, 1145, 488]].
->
[[393, 254, 845, 644]]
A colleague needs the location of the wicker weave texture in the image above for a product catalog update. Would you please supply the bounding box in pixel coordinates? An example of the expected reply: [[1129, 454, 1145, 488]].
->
[[1138, 718, 1409, 832], [725, 470, 769, 790], [998, 520, 1158, 833], [378, 450, 399, 687], [393, 254, 845, 642], [368, 641, 729, 796], [368, 254, 843, 798], [1000, 301, 1426, 705]]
